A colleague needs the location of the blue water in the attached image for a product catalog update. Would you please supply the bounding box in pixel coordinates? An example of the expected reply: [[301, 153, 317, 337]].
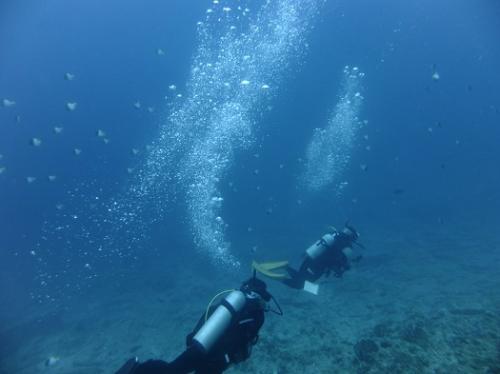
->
[[1, 0, 499, 372]]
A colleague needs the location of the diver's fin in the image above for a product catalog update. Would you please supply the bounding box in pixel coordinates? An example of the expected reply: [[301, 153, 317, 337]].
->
[[252, 260, 290, 280], [256, 260, 289, 270]]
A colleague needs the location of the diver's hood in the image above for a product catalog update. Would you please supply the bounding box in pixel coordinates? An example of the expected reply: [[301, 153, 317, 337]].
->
[[240, 276, 271, 302], [343, 223, 359, 242]]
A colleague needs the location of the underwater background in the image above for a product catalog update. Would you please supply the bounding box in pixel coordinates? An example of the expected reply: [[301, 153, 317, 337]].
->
[[1, 0, 500, 372]]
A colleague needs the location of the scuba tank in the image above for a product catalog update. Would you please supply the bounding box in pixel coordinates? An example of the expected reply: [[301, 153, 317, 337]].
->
[[193, 290, 247, 353], [305, 233, 336, 259]]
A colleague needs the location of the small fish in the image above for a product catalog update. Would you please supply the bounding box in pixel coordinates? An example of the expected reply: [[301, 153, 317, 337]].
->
[[26, 176, 36, 183], [65, 73, 75, 81], [156, 48, 165, 56], [96, 129, 106, 137], [2, 99, 16, 107], [30, 138, 42, 147], [48, 175, 57, 182], [168, 84, 177, 91], [131, 148, 139, 155], [360, 164, 368, 172], [53, 126, 63, 134], [432, 71, 440, 81], [133, 101, 141, 109], [240, 80, 250, 86], [74, 148, 82, 155], [45, 356, 60, 367], [66, 102, 77, 111], [0, 166, 5, 174]]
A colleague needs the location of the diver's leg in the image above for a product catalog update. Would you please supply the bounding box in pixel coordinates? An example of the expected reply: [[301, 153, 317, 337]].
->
[[282, 266, 306, 289], [194, 355, 228, 374], [132, 360, 171, 374]]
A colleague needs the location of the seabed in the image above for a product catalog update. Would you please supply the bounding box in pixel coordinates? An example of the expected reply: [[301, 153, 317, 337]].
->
[[1, 221, 499, 374]]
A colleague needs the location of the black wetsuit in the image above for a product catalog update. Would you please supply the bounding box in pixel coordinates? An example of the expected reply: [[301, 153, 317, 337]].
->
[[128, 298, 264, 374], [284, 232, 354, 289]]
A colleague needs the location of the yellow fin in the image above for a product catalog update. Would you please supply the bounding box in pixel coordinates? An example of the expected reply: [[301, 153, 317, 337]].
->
[[252, 260, 289, 280]]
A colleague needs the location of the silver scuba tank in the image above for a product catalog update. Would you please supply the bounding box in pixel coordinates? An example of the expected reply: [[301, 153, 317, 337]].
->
[[193, 290, 247, 352], [305, 233, 336, 259]]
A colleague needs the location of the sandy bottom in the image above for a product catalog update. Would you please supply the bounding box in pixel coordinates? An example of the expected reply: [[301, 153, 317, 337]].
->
[[1, 222, 500, 374]]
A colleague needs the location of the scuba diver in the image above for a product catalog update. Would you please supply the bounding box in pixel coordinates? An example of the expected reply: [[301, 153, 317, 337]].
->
[[115, 273, 282, 374], [253, 223, 363, 295]]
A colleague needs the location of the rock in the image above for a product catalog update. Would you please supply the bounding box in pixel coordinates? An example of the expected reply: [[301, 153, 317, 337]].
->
[[354, 339, 379, 363], [380, 340, 392, 349], [400, 323, 428, 347], [373, 323, 391, 337]]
